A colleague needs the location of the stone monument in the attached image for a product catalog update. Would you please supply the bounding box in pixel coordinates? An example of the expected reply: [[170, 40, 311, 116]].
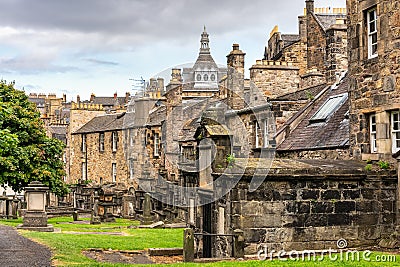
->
[[90, 191, 101, 224], [142, 193, 153, 225], [17, 181, 54, 232]]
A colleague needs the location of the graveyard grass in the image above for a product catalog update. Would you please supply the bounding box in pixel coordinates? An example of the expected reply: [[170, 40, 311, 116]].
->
[[1, 217, 400, 266]]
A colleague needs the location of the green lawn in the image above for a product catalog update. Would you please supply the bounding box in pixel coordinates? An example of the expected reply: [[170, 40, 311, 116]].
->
[[1, 217, 400, 266]]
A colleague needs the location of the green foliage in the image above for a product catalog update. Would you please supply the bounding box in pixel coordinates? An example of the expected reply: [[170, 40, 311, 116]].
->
[[378, 161, 390, 170], [364, 164, 372, 171], [0, 81, 68, 195], [305, 90, 314, 100], [226, 153, 236, 165]]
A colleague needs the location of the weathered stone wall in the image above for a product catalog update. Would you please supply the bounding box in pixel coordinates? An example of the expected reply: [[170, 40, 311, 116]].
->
[[271, 101, 308, 130], [250, 60, 300, 99], [326, 25, 348, 84], [66, 107, 105, 183], [277, 148, 351, 160], [227, 172, 397, 254], [348, 0, 400, 160], [70, 130, 129, 186], [300, 70, 326, 89], [306, 13, 326, 72]]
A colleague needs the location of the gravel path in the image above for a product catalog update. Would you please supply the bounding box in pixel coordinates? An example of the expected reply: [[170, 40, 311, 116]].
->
[[0, 224, 52, 267]]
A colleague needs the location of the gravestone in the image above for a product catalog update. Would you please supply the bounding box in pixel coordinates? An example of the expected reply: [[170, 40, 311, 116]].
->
[[17, 181, 54, 232], [90, 191, 101, 224], [142, 193, 153, 225]]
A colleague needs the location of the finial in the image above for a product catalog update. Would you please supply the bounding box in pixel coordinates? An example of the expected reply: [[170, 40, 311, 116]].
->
[[204, 25, 206, 33]]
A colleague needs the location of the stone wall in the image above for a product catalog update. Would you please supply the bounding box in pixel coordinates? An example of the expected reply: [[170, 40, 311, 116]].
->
[[66, 107, 105, 183], [271, 101, 307, 130], [326, 25, 348, 84], [250, 60, 300, 99], [300, 70, 326, 88], [306, 13, 326, 72], [227, 171, 397, 254], [347, 0, 400, 160], [70, 130, 130, 186], [277, 148, 351, 160]]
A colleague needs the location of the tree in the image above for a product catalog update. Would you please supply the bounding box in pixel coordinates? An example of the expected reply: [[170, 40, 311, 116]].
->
[[0, 81, 69, 195]]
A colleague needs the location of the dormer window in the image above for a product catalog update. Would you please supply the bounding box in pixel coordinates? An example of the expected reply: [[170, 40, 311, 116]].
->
[[310, 93, 348, 123]]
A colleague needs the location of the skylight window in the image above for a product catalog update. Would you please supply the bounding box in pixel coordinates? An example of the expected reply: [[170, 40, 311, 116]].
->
[[310, 93, 348, 123]]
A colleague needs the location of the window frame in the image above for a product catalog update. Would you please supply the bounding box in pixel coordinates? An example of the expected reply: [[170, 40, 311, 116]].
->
[[154, 133, 160, 157], [367, 7, 378, 59], [99, 132, 105, 152], [391, 111, 400, 153], [255, 121, 262, 148], [82, 162, 87, 180], [112, 163, 117, 183], [369, 114, 377, 153], [81, 134, 86, 152], [112, 131, 118, 152], [129, 158, 134, 180]]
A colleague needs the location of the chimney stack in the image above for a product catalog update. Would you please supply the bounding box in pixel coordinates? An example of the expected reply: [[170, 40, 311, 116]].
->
[[77, 95, 81, 103], [305, 0, 314, 15], [114, 92, 117, 100]]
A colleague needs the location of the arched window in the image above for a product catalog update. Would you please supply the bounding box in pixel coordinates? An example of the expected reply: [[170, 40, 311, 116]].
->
[[203, 74, 209, 81]]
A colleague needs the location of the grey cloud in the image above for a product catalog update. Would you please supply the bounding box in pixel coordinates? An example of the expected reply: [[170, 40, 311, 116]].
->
[[85, 58, 119, 66], [0, 56, 79, 74], [0, 0, 304, 43]]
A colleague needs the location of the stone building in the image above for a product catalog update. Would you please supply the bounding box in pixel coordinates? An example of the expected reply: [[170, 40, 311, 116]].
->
[[347, 0, 400, 161], [252, 0, 348, 99]]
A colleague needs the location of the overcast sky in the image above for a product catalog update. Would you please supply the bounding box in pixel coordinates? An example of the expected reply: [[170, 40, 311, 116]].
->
[[0, 0, 346, 101]]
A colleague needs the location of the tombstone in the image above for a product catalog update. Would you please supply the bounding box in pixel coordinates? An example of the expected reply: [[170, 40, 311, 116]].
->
[[90, 191, 101, 225], [11, 196, 19, 219], [0, 192, 7, 218], [17, 181, 54, 232], [233, 229, 245, 259], [142, 193, 153, 225], [183, 228, 195, 262]]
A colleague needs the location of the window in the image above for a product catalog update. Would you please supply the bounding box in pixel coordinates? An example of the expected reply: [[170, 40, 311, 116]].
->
[[391, 111, 400, 153], [154, 133, 160, 157], [112, 132, 118, 152], [203, 74, 208, 81], [99, 133, 105, 152], [262, 119, 269, 148], [310, 93, 348, 123], [255, 122, 262, 148], [367, 8, 378, 58], [196, 74, 202, 81], [370, 114, 377, 153], [82, 162, 87, 180], [129, 158, 134, 180], [81, 134, 86, 152], [112, 163, 117, 182], [210, 74, 216, 81]]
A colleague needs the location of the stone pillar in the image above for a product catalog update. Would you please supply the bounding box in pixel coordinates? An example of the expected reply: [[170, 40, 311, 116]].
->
[[142, 193, 153, 225], [11, 196, 19, 219], [17, 181, 54, 232], [198, 139, 213, 190], [183, 228, 195, 262], [233, 229, 245, 259]]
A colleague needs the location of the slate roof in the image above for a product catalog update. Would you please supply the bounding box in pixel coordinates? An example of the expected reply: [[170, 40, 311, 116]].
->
[[74, 113, 126, 134], [315, 14, 346, 31], [92, 97, 126, 107], [274, 83, 327, 101], [28, 98, 45, 107], [277, 76, 350, 151], [281, 34, 300, 49], [147, 105, 166, 127]]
